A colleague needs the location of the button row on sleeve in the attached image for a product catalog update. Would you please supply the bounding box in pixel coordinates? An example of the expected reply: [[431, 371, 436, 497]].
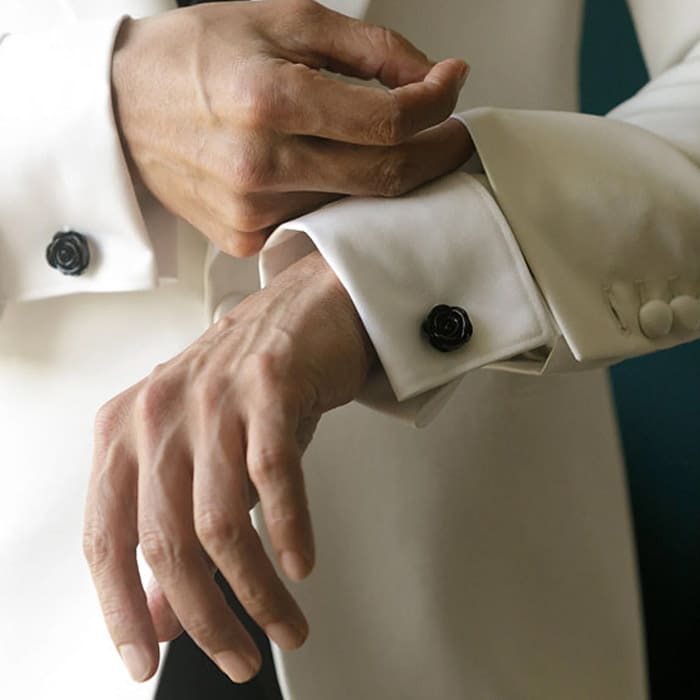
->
[[639, 296, 700, 339]]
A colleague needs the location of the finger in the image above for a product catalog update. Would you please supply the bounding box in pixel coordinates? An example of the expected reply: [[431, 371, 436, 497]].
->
[[233, 191, 340, 232], [138, 457, 262, 682], [145, 577, 183, 643], [146, 550, 218, 643], [135, 390, 261, 683], [181, 186, 340, 257], [274, 0, 436, 87], [84, 405, 159, 683], [202, 187, 341, 235], [267, 58, 469, 145], [173, 189, 271, 258], [274, 116, 475, 196], [191, 396, 309, 651], [245, 396, 315, 584]]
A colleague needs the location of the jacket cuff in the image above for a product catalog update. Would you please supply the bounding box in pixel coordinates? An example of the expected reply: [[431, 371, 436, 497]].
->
[[259, 171, 554, 404], [460, 104, 700, 367], [0, 16, 171, 304]]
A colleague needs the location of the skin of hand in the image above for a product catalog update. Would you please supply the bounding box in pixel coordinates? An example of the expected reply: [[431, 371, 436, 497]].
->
[[111, 0, 474, 256], [83, 251, 377, 684]]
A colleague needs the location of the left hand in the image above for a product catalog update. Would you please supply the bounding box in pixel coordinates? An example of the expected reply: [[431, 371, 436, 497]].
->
[[83, 251, 375, 684], [112, 0, 474, 257]]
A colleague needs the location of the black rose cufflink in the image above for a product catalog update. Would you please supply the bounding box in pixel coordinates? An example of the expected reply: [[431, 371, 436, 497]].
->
[[46, 231, 91, 276], [422, 305, 473, 352]]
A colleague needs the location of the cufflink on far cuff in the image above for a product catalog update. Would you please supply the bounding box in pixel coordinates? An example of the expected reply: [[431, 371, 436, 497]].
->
[[422, 304, 473, 352], [46, 230, 91, 276]]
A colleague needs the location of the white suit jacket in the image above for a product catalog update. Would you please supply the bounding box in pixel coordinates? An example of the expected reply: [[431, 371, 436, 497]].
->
[[3, 0, 700, 419], [1, 1, 699, 699]]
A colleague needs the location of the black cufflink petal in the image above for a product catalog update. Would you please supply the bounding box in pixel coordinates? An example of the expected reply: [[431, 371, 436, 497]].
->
[[421, 304, 473, 352], [46, 231, 90, 276]]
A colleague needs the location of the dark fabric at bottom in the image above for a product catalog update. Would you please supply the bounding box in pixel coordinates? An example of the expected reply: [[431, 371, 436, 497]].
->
[[156, 573, 283, 700]]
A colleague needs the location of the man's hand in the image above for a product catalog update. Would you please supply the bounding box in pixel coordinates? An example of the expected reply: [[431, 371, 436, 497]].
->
[[111, 0, 472, 256], [83, 252, 374, 684]]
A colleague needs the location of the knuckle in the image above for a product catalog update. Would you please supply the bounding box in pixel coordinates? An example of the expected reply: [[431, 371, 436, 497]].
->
[[219, 232, 267, 258], [187, 348, 211, 377], [195, 508, 244, 551], [372, 149, 411, 197], [239, 78, 278, 130], [241, 89, 270, 128], [239, 352, 290, 398], [182, 615, 222, 649], [82, 524, 115, 572], [226, 147, 276, 193], [240, 352, 272, 386], [135, 370, 172, 426], [191, 372, 227, 414], [377, 26, 404, 55], [94, 404, 114, 434], [101, 599, 133, 632], [248, 447, 298, 487], [139, 528, 180, 574], [211, 314, 235, 337], [234, 578, 271, 617], [94, 398, 122, 441], [247, 454, 278, 485], [267, 496, 308, 527], [288, 0, 319, 18], [216, 233, 244, 258], [229, 196, 265, 233], [91, 443, 129, 499], [372, 99, 408, 146]]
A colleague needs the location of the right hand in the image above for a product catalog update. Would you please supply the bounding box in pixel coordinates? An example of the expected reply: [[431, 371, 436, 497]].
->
[[111, 0, 470, 256], [84, 251, 374, 684]]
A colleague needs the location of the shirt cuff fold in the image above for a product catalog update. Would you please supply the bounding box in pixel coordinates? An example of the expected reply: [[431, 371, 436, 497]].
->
[[260, 171, 554, 404]]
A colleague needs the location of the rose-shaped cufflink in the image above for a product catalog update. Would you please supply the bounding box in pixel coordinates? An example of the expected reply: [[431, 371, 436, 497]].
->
[[421, 304, 473, 352], [46, 231, 91, 276]]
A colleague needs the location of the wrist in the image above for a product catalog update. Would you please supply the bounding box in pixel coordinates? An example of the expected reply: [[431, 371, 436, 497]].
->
[[273, 251, 378, 379], [316, 253, 378, 377], [110, 17, 141, 183]]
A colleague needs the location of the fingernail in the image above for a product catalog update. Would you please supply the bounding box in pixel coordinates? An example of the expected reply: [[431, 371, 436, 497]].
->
[[265, 621, 307, 650], [119, 643, 152, 682], [280, 550, 311, 581], [214, 650, 259, 683]]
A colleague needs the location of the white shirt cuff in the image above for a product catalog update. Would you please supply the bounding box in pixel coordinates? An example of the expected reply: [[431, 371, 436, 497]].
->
[[260, 170, 554, 403], [0, 16, 171, 304]]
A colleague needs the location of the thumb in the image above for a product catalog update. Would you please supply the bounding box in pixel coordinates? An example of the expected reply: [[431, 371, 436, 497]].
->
[[283, 2, 444, 86]]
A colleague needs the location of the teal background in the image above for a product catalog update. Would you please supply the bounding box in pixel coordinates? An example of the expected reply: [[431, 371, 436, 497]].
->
[[581, 1, 700, 695]]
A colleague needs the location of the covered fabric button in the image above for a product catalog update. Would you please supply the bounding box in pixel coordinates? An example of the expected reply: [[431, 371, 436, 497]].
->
[[670, 295, 700, 332], [422, 305, 473, 352], [46, 231, 90, 276], [638, 299, 673, 339]]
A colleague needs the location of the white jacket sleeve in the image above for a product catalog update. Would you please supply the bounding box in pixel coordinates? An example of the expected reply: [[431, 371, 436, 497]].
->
[[257, 0, 700, 424], [0, 14, 177, 311]]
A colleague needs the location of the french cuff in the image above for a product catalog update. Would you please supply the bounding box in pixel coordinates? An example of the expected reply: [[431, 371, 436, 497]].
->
[[260, 170, 555, 408], [0, 16, 171, 304]]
